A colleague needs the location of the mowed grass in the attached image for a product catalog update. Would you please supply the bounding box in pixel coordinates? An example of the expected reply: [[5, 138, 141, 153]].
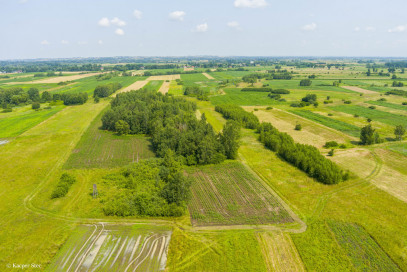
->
[[166, 228, 267, 272], [186, 161, 294, 226], [290, 109, 361, 137], [64, 109, 155, 169], [181, 73, 210, 84], [331, 105, 407, 127], [0, 105, 64, 138], [0, 101, 108, 268], [386, 142, 407, 156], [53, 75, 145, 95], [367, 100, 407, 111]]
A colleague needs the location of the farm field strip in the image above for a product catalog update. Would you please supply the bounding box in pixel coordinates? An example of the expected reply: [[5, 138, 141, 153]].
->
[[290, 109, 361, 137], [116, 80, 149, 94], [331, 105, 407, 127], [341, 86, 377, 94], [147, 75, 180, 81], [8, 73, 102, 84], [158, 80, 171, 94], [202, 73, 215, 80], [367, 100, 407, 111], [47, 224, 172, 272], [187, 162, 295, 226]]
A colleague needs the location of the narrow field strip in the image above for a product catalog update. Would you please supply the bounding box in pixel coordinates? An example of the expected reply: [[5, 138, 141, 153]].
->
[[202, 73, 215, 80]]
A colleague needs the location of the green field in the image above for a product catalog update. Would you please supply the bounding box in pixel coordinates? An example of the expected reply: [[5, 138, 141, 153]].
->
[[387, 142, 407, 156], [0, 105, 64, 138], [332, 105, 407, 127], [64, 109, 155, 169], [210, 88, 281, 106], [181, 73, 210, 84], [187, 161, 294, 226], [290, 109, 361, 137], [367, 100, 407, 111]]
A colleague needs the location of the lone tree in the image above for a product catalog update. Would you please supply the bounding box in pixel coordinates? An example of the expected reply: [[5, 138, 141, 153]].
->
[[360, 124, 380, 145], [115, 120, 130, 135], [220, 120, 241, 159], [32, 102, 40, 110], [394, 125, 406, 141]]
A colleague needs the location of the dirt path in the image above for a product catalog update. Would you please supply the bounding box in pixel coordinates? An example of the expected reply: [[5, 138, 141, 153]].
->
[[341, 86, 377, 94], [158, 81, 171, 94], [202, 73, 214, 80]]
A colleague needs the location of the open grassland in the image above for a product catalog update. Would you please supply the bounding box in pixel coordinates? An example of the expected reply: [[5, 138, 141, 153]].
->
[[144, 80, 164, 91], [256, 231, 305, 272], [210, 88, 279, 106], [331, 105, 407, 127], [47, 224, 171, 272], [147, 75, 180, 81], [237, 128, 407, 271], [290, 109, 361, 137], [367, 100, 407, 111], [180, 73, 210, 84], [53, 76, 144, 95], [341, 86, 377, 94], [166, 229, 268, 272], [168, 81, 183, 96], [0, 105, 64, 138], [387, 142, 407, 156], [247, 107, 355, 148], [186, 161, 295, 226], [0, 101, 108, 269], [64, 109, 155, 169]]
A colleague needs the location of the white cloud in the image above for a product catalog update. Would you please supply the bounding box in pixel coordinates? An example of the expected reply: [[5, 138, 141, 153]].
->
[[133, 9, 142, 20], [365, 26, 376, 32], [98, 17, 110, 27], [115, 28, 125, 35], [61, 40, 69, 44], [354, 26, 361, 32], [302, 23, 317, 31], [388, 25, 407, 33], [234, 0, 268, 8], [169, 11, 186, 21], [111, 17, 126, 27], [40, 40, 49, 45], [98, 40, 103, 45], [227, 21, 240, 29], [194, 23, 208, 33]]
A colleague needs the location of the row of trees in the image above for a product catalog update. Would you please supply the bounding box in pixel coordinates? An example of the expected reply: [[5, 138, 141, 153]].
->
[[215, 104, 260, 129], [101, 89, 241, 165], [215, 104, 347, 184], [62, 93, 88, 105], [241, 88, 290, 94], [257, 123, 348, 184], [93, 82, 122, 98]]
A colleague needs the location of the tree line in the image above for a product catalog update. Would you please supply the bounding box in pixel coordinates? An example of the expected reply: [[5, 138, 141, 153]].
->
[[215, 104, 348, 184], [101, 89, 240, 165]]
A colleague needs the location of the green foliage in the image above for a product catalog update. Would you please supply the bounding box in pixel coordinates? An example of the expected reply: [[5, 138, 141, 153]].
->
[[394, 125, 406, 141], [220, 120, 241, 159], [324, 141, 339, 148], [392, 81, 404, 87], [215, 104, 259, 129], [300, 79, 312, 86], [241, 87, 272, 92], [101, 156, 190, 217], [183, 86, 208, 101], [386, 89, 407, 97], [27, 87, 40, 101], [368, 100, 407, 111], [50, 173, 77, 199], [302, 94, 317, 103], [102, 89, 231, 165], [62, 92, 88, 105], [115, 120, 130, 135], [360, 124, 381, 145], [328, 149, 334, 156], [93, 82, 122, 98], [294, 123, 302, 131], [41, 91, 52, 102], [31, 102, 40, 110], [257, 122, 347, 184]]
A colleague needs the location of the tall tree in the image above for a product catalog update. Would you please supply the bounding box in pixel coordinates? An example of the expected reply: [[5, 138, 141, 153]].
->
[[394, 125, 406, 141], [220, 120, 241, 159]]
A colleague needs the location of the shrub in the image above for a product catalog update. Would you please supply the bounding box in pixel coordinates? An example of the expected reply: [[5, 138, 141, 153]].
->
[[300, 79, 312, 86], [266, 106, 273, 110], [344, 100, 352, 104], [369, 106, 376, 109], [50, 173, 77, 199], [328, 113, 333, 116], [328, 149, 335, 156], [295, 123, 302, 131], [324, 141, 339, 148], [32, 102, 40, 110]]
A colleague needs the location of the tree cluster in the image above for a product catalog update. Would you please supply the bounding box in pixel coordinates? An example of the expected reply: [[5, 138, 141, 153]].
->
[[62, 92, 88, 105], [183, 86, 209, 101], [215, 104, 260, 129], [299, 79, 312, 86], [101, 89, 240, 165], [50, 173, 77, 199], [93, 82, 122, 98], [257, 122, 348, 184], [102, 151, 191, 217]]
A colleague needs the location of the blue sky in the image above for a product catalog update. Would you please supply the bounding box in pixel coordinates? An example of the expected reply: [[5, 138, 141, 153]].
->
[[1, 0, 407, 59]]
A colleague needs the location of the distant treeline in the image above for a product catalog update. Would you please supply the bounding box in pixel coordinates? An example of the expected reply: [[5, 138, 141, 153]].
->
[[215, 104, 347, 184], [101, 89, 240, 165]]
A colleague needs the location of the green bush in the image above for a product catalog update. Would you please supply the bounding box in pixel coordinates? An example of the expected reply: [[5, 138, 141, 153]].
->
[[50, 173, 77, 199], [324, 141, 339, 148]]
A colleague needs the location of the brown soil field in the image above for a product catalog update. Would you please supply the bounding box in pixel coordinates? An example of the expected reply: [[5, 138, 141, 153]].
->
[[202, 73, 215, 80], [158, 81, 171, 94], [341, 86, 377, 94], [8, 73, 102, 84], [147, 75, 180, 81], [116, 80, 148, 95]]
